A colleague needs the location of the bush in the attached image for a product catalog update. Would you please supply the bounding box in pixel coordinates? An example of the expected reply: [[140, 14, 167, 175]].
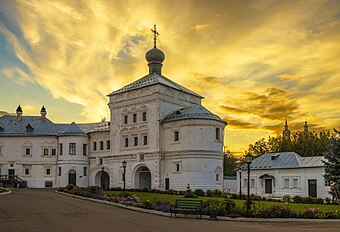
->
[[206, 190, 213, 197], [256, 204, 296, 218], [141, 200, 154, 209], [283, 194, 291, 203], [293, 195, 302, 203], [193, 189, 205, 196], [302, 196, 314, 204], [313, 198, 324, 204], [202, 199, 237, 216], [300, 208, 323, 219], [141, 188, 149, 192], [155, 200, 171, 212], [325, 197, 332, 205], [212, 189, 223, 197]]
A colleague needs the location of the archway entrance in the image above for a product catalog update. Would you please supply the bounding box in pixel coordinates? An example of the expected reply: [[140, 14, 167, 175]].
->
[[134, 166, 151, 190], [95, 170, 110, 190], [68, 169, 76, 186]]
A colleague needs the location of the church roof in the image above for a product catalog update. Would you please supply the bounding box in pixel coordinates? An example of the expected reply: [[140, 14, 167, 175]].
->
[[162, 105, 226, 123], [240, 152, 324, 170], [0, 115, 60, 136], [107, 73, 203, 98], [59, 122, 86, 136]]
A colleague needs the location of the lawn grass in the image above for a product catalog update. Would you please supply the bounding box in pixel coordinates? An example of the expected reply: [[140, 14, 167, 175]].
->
[[105, 191, 340, 213]]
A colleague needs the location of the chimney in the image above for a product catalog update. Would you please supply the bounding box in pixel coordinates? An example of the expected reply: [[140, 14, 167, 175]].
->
[[16, 105, 23, 121], [40, 106, 47, 120]]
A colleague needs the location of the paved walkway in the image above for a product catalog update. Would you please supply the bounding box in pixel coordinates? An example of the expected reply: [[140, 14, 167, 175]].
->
[[1, 189, 340, 232]]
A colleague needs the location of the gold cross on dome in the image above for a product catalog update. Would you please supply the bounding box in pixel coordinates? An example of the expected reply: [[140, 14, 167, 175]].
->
[[151, 24, 159, 48]]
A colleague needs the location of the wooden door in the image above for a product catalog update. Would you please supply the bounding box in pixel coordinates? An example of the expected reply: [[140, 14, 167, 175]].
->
[[308, 179, 317, 197], [265, 179, 272, 194]]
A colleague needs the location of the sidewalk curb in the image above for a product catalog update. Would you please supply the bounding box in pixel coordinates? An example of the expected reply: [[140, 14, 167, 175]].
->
[[0, 189, 12, 196], [56, 191, 340, 223]]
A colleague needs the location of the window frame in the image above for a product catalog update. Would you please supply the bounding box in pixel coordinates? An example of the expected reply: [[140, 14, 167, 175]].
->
[[174, 131, 180, 142], [69, 143, 76, 155]]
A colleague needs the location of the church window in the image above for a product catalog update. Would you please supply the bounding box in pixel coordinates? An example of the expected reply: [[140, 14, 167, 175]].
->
[[243, 179, 247, 187], [134, 136, 138, 146], [251, 179, 255, 188], [45, 181, 52, 188], [58, 167, 61, 176], [100, 141, 104, 150], [69, 143, 76, 155], [133, 114, 137, 123], [84, 167, 88, 176], [142, 112, 147, 121], [46, 168, 51, 175], [93, 142, 97, 151], [43, 149, 48, 156], [174, 162, 181, 172], [124, 115, 128, 124], [52, 149, 56, 156], [99, 158, 103, 165], [106, 140, 110, 150], [216, 174, 219, 181], [143, 135, 148, 145], [215, 128, 220, 140], [284, 179, 290, 188], [25, 148, 31, 156], [174, 131, 179, 141], [59, 143, 63, 155], [124, 138, 129, 147], [24, 168, 30, 176], [176, 163, 180, 172], [293, 178, 299, 188], [83, 144, 87, 156]]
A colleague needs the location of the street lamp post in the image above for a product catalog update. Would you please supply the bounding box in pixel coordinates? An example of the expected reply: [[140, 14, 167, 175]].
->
[[238, 169, 242, 199], [245, 153, 253, 210], [101, 167, 104, 190], [122, 160, 127, 192]]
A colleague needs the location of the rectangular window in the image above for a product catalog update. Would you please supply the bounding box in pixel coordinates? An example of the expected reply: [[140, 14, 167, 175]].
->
[[52, 149, 56, 156], [106, 140, 110, 150], [99, 158, 103, 165], [58, 167, 61, 176], [59, 143, 63, 155], [46, 168, 51, 175], [133, 114, 137, 123], [84, 167, 88, 176], [142, 112, 147, 121], [100, 141, 104, 150], [83, 144, 87, 156], [284, 179, 290, 188], [243, 179, 247, 187], [44, 149, 48, 156], [124, 115, 128, 124], [174, 131, 179, 141], [93, 142, 97, 151], [25, 168, 30, 175], [124, 138, 129, 147], [143, 135, 148, 145], [134, 136, 138, 146], [293, 178, 299, 188], [25, 148, 30, 155], [69, 143, 76, 155], [45, 181, 52, 188], [176, 163, 180, 172], [216, 128, 220, 140], [251, 179, 255, 188], [216, 174, 219, 181]]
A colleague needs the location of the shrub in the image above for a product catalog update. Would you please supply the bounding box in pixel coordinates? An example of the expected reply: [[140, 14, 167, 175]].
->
[[141, 188, 149, 192], [141, 200, 154, 209], [155, 200, 171, 212], [302, 196, 314, 204], [164, 189, 175, 195], [283, 194, 291, 203], [256, 204, 296, 218], [313, 198, 324, 205], [300, 208, 323, 219], [193, 189, 205, 196], [202, 199, 237, 216], [206, 190, 213, 197], [293, 195, 302, 203], [325, 197, 332, 205], [212, 189, 223, 197]]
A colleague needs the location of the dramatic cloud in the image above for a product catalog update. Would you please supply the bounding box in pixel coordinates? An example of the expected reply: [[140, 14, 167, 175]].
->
[[0, 0, 339, 153]]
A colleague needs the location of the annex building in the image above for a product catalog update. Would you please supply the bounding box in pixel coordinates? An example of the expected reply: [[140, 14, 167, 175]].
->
[[0, 37, 226, 191]]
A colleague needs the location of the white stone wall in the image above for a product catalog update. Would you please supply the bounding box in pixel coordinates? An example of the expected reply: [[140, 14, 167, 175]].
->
[[56, 135, 89, 187], [237, 167, 331, 199], [0, 136, 58, 188]]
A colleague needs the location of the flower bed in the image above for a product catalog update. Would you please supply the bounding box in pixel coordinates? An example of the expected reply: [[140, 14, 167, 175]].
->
[[58, 185, 340, 219]]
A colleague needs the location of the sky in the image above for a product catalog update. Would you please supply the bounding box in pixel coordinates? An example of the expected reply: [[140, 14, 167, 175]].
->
[[0, 0, 339, 155]]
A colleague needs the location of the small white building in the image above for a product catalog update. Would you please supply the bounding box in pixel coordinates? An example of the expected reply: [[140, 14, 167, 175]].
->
[[238, 152, 331, 199]]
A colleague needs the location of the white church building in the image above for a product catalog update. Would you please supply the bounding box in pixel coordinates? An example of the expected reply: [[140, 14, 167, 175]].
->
[[0, 36, 226, 191]]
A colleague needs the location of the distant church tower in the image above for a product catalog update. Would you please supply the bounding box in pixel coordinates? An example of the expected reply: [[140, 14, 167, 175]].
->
[[304, 120, 309, 132], [283, 119, 291, 140]]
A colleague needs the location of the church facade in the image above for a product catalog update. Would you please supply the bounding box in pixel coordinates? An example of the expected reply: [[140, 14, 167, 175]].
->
[[0, 41, 227, 191]]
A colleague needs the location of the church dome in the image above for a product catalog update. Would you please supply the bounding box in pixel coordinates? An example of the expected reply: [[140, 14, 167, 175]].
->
[[145, 47, 165, 63]]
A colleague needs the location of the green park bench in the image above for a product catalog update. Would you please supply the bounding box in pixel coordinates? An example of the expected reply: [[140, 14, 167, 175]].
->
[[170, 199, 203, 219]]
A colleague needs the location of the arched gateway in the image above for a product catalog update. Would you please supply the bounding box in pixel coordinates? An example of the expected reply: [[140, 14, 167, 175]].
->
[[134, 166, 151, 190], [95, 170, 110, 189]]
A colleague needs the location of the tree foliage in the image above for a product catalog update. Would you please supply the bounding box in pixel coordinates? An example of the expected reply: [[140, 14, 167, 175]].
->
[[223, 152, 239, 176], [246, 131, 333, 157], [323, 131, 340, 186]]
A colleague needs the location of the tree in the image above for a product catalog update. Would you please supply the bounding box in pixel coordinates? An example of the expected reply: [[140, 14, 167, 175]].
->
[[323, 130, 340, 187], [223, 151, 238, 176], [246, 131, 333, 157]]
